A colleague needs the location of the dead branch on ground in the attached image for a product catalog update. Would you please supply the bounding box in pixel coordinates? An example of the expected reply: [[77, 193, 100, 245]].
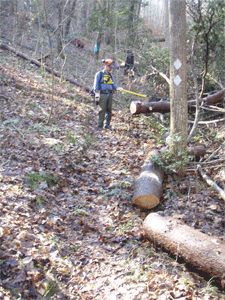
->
[[197, 165, 225, 201], [0, 42, 89, 92]]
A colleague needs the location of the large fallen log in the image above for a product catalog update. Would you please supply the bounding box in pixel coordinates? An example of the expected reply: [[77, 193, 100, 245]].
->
[[143, 213, 225, 287], [130, 89, 225, 115], [0, 43, 90, 92], [132, 151, 164, 209]]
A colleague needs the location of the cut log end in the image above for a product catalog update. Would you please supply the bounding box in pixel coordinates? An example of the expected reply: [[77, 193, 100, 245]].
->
[[132, 150, 164, 209], [130, 101, 140, 114], [132, 194, 159, 209]]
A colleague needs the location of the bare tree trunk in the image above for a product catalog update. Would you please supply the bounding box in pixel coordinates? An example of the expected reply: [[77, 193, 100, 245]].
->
[[64, 0, 78, 37], [43, 0, 55, 124], [57, 1, 64, 58], [164, 0, 170, 48], [95, 30, 103, 60], [94, 0, 106, 60], [16, 0, 26, 32], [124, 0, 136, 75], [188, 38, 201, 143], [200, 39, 209, 98], [169, 0, 188, 175], [80, 1, 87, 34]]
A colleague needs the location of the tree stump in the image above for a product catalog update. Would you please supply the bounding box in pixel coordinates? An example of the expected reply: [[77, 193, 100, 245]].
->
[[143, 212, 225, 287], [132, 151, 164, 209]]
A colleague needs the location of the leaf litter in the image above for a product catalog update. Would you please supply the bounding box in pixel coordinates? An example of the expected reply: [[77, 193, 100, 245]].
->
[[0, 53, 225, 300]]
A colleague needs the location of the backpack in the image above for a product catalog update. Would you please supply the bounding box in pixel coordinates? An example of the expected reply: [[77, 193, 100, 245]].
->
[[89, 71, 103, 97], [89, 71, 113, 97]]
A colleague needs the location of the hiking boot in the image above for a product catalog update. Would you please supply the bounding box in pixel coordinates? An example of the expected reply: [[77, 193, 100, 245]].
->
[[104, 124, 112, 130], [98, 126, 103, 131]]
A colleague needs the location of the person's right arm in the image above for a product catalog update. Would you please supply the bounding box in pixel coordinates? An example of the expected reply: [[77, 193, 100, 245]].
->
[[93, 71, 101, 94]]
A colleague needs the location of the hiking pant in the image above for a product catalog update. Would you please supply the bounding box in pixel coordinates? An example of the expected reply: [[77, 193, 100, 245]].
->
[[98, 92, 113, 127]]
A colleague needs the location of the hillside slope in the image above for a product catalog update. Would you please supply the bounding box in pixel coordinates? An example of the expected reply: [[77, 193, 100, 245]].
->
[[1, 42, 225, 300]]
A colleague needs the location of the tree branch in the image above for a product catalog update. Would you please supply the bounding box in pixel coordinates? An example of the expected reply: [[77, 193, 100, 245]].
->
[[197, 165, 225, 201]]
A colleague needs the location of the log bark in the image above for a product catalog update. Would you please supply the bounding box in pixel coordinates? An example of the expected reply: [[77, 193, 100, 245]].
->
[[187, 145, 206, 157], [143, 212, 225, 286], [130, 89, 225, 115], [162, 145, 206, 157], [149, 37, 165, 43], [0, 43, 90, 92], [132, 151, 164, 209], [130, 101, 170, 114]]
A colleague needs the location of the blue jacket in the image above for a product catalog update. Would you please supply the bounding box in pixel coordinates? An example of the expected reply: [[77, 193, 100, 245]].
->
[[94, 70, 118, 93]]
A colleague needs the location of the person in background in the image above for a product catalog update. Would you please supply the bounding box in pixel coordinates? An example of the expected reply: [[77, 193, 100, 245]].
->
[[93, 59, 123, 131]]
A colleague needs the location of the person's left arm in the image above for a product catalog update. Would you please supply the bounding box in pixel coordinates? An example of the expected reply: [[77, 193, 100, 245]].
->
[[111, 74, 123, 92], [110, 74, 119, 91]]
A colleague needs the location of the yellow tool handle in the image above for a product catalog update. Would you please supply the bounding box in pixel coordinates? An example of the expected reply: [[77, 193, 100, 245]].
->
[[122, 89, 147, 98]]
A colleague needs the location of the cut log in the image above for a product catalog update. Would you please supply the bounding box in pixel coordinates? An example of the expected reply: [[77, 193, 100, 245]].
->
[[187, 145, 206, 157], [143, 212, 225, 287], [132, 151, 164, 209], [130, 89, 225, 115], [0, 43, 90, 92], [130, 101, 170, 115], [162, 144, 206, 157]]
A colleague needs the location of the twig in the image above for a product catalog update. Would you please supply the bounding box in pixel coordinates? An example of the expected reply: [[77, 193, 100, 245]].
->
[[201, 105, 225, 113], [11, 124, 26, 144], [150, 64, 170, 85], [188, 118, 225, 124], [188, 156, 225, 171], [208, 74, 224, 90], [197, 165, 225, 201], [204, 141, 225, 163], [141, 53, 170, 85], [202, 158, 225, 166], [0, 155, 12, 168]]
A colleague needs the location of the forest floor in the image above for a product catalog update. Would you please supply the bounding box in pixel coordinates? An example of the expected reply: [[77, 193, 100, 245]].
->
[[1, 46, 225, 300], [0, 2, 225, 295]]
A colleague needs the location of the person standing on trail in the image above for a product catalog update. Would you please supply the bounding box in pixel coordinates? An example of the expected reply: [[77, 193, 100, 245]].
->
[[93, 59, 123, 131]]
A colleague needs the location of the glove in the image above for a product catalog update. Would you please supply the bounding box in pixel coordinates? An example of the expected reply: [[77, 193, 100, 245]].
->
[[117, 87, 124, 91], [95, 92, 100, 99]]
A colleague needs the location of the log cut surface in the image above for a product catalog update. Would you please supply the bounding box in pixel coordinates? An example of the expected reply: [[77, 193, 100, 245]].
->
[[143, 213, 225, 284], [132, 152, 164, 209]]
